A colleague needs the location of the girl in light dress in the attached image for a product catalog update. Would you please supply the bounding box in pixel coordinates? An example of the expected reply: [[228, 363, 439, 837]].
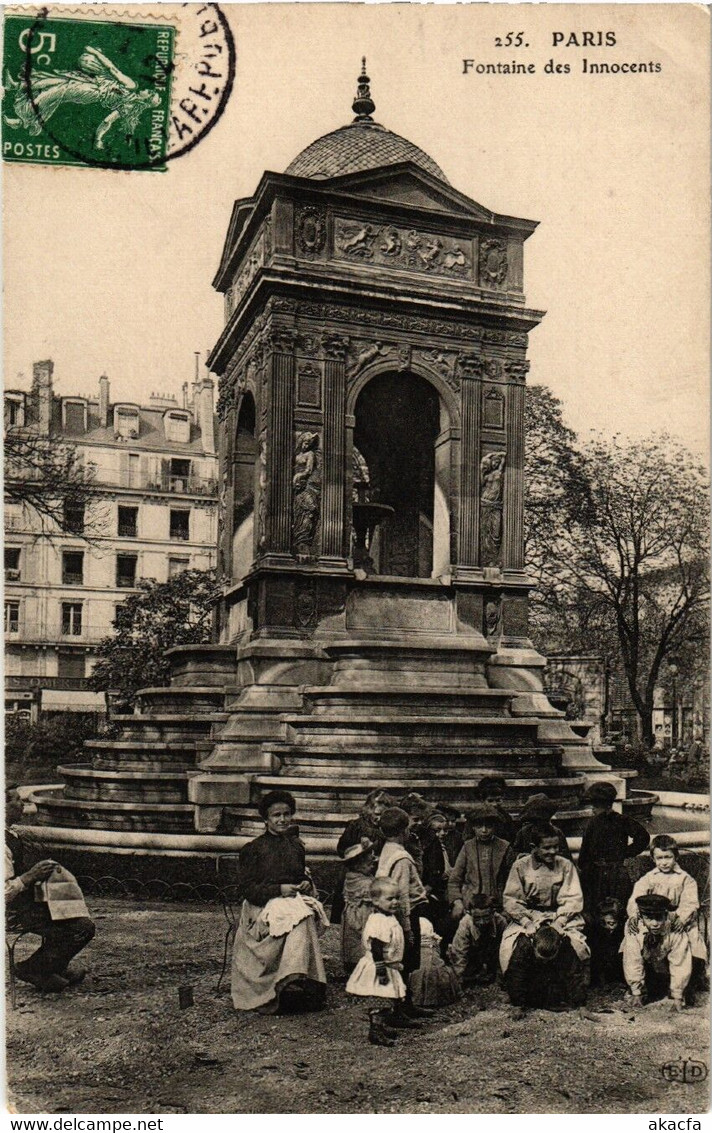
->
[[346, 878, 407, 1045]]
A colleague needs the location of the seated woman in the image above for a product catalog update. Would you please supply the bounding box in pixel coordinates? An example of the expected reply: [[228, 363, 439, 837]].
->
[[230, 790, 328, 1014]]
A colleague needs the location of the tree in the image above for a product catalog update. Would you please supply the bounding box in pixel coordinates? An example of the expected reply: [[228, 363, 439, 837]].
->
[[4, 420, 99, 537], [523, 385, 594, 648], [89, 569, 220, 708], [554, 434, 709, 747]]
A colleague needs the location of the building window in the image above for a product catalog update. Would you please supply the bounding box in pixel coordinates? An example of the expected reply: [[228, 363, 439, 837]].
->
[[4, 547, 21, 582], [62, 502, 85, 534], [118, 505, 138, 538], [62, 550, 84, 585], [116, 554, 137, 588], [128, 453, 140, 488], [164, 410, 191, 444], [169, 458, 191, 492], [168, 556, 190, 578], [63, 400, 87, 434], [61, 602, 83, 635], [57, 651, 85, 679], [114, 406, 140, 440], [169, 509, 190, 541], [4, 395, 24, 428], [4, 601, 19, 633]]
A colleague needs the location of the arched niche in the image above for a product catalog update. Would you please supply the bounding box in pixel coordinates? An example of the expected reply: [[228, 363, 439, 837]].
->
[[352, 370, 452, 578], [232, 391, 257, 582]]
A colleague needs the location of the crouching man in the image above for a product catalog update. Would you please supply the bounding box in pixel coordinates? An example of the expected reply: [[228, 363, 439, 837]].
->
[[6, 829, 95, 993], [499, 821, 590, 1011], [622, 892, 691, 1010]]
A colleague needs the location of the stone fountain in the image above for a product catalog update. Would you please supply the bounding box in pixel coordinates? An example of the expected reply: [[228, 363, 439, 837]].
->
[[26, 64, 621, 875]]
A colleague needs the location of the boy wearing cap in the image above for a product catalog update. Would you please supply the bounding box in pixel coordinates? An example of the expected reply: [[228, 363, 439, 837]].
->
[[578, 781, 650, 908], [448, 802, 514, 920], [474, 777, 517, 843], [622, 892, 692, 1008], [510, 794, 572, 860]]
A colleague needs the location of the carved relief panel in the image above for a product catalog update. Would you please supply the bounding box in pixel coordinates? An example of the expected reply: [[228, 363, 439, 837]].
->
[[333, 217, 474, 281], [295, 206, 327, 259], [297, 364, 322, 408], [483, 387, 506, 430], [292, 430, 322, 561], [478, 238, 508, 290], [479, 448, 506, 566], [225, 229, 265, 319]]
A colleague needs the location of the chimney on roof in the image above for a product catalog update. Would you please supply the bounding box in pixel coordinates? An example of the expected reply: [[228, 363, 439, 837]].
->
[[182, 382, 188, 410], [31, 360, 54, 435], [99, 373, 110, 427], [198, 377, 216, 454]]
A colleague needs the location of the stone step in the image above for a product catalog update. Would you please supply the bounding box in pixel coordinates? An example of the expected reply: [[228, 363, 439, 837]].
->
[[250, 773, 586, 813], [301, 685, 514, 717], [281, 714, 543, 752], [108, 716, 225, 742], [166, 644, 238, 687], [134, 688, 228, 714], [58, 764, 195, 805], [91, 758, 197, 773], [267, 742, 562, 779], [31, 793, 195, 834]]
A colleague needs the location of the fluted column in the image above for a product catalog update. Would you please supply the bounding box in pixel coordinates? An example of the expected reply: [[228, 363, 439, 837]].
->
[[266, 328, 297, 553], [320, 333, 349, 561], [457, 357, 482, 567], [504, 366, 527, 570]]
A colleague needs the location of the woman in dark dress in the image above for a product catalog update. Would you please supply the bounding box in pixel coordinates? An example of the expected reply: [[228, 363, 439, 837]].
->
[[230, 790, 327, 1014]]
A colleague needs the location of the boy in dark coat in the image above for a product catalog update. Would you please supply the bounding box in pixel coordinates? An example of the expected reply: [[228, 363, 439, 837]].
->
[[578, 781, 650, 909]]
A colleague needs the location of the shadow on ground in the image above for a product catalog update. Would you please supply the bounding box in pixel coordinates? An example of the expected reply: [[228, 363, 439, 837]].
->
[[6, 899, 710, 1114]]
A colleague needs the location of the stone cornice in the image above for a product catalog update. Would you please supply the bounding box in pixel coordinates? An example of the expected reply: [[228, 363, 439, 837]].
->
[[209, 278, 543, 375]]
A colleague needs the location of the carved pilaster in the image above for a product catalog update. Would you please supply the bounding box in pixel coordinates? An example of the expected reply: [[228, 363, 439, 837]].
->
[[266, 341, 296, 553], [504, 381, 525, 569], [322, 354, 347, 559], [458, 377, 481, 566]]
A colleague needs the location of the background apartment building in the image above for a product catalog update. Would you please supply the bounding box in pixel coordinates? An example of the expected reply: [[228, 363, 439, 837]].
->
[[5, 360, 218, 719]]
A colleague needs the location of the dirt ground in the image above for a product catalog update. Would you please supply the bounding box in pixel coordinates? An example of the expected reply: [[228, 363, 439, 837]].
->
[[6, 899, 710, 1115]]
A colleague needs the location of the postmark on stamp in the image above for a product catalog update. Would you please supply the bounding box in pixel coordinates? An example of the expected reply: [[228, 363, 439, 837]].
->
[[2, 5, 235, 171]]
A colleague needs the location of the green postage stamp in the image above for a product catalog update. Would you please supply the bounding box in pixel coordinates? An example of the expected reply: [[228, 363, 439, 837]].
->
[[2, 13, 176, 170]]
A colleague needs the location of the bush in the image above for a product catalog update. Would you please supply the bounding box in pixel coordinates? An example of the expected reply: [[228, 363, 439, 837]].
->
[[5, 712, 100, 782]]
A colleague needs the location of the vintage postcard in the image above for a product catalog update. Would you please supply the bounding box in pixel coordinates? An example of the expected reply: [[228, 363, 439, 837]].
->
[[3, 2, 710, 1118]]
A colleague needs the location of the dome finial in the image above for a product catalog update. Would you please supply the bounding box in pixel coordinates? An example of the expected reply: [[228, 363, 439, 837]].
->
[[352, 57, 375, 122]]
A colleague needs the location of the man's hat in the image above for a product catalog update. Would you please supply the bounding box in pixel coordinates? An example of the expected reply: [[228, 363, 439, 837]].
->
[[519, 793, 557, 821], [584, 781, 618, 804], [342, 837, 374, 863], [468, 802, 499, 823], [636, 893, 673, 916]]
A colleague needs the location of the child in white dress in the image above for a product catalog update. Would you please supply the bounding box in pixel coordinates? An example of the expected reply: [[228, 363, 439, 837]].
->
[[346, 878, 407, 1045]]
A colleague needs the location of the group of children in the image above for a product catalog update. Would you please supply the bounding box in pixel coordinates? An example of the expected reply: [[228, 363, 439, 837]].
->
[[335, 780, 708, 1044]]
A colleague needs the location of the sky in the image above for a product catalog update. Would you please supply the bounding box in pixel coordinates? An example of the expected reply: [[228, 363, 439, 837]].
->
[[4, 3, 710, 460]]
